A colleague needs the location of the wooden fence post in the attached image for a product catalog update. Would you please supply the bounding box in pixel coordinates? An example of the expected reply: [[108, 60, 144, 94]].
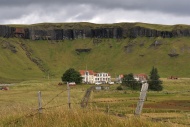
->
[[134, 82, 149, 116], [38, 91, 42, 114], [67, 82, 71, 109], [107, 104, 110, 116]]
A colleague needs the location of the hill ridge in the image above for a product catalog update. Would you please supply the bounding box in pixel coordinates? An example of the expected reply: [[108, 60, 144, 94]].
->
[[1, 22, 190, 41]]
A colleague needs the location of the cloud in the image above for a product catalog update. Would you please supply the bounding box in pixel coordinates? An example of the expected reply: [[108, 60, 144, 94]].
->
[[0, 0, 190, 25]]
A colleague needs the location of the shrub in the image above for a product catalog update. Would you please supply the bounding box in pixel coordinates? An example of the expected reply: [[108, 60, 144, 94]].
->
[[117, 86, 123, 90]]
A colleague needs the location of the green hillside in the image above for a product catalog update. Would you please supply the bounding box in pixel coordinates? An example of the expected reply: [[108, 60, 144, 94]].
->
[[1, 35, 190, 83]]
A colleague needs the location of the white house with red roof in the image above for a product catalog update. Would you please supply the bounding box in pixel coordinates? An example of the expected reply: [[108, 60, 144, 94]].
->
[[79, 70, 95, 84], [79, 70, 111, 84], [134, 73, 148, 82]]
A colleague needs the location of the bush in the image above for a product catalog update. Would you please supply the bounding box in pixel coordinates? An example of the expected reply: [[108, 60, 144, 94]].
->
[[116, 86, 123, 90]]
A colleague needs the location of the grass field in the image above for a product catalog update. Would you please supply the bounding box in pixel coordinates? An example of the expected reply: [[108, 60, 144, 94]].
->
[[2, 36, 190, 83], [0, 78, 189, 127]]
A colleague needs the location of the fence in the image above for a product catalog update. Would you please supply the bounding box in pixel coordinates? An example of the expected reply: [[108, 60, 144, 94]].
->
[[5, 84, 190, 126]]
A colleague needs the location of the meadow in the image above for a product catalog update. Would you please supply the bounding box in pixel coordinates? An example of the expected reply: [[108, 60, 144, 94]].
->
[[0, 78, 189, 127], [2, 36, 190, 83]]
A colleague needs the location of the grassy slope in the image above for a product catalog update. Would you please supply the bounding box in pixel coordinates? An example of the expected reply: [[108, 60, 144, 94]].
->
[[0, 38, 44, 83], [1, 36, 190, 82], [28, 37, 190, 78]]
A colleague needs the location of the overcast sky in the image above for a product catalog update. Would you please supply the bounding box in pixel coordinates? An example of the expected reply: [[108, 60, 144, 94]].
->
[[0, 0, 190, 25]]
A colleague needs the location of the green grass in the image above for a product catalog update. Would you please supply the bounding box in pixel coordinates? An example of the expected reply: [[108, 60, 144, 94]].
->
[[0, 38, 44, 82], [8, 22, 190, 31], [2, 36, 190, 82]]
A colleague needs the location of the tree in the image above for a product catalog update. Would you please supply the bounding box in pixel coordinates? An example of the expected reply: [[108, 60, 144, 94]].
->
[[122, 73, 141, 90], [148, 67, 163, 91], [61, 68, 82, 84]]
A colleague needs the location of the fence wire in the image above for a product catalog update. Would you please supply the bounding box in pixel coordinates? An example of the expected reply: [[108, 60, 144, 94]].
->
[[4, 85, 190, 126], [43, 89, 67, 107]]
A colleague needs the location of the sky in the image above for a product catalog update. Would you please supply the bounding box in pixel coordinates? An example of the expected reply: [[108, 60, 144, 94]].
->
[[1, 0, 190, 25]]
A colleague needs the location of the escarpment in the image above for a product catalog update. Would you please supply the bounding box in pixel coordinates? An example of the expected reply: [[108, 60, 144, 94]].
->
[[1, 23, 190, 40]]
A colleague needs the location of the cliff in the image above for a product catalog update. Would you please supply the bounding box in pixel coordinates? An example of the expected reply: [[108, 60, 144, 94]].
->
[[1, 23, 190, 40]]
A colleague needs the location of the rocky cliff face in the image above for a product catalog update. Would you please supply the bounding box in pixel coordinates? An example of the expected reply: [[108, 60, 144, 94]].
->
[[1, 23, 190, 40], [125, 26, 172, 38], [0, 25, 14, 38]]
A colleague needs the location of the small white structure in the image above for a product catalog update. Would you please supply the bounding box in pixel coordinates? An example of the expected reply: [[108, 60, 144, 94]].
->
[[95, 86, 110, 90], [95, 82, 102, 85], [95, 86, 102, 90], [68, 82, 76, 86], [108, 81, 114, 85]]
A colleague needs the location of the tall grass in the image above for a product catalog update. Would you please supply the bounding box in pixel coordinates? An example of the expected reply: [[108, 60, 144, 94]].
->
[[2, 79, 188, 127], [1, 106, 170, 127]]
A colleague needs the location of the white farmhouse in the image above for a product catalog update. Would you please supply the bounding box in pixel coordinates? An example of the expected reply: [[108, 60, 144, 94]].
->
[[94, 72, 111, 84], [79, 70, 111, 84], [79, 70, 95, 84]]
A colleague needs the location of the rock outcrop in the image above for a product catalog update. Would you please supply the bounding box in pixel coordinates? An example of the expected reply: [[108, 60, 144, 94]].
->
[[1, 23, 190, 40]]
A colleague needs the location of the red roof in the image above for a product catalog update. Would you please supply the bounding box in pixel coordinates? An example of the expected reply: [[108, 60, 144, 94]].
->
[[119, 74, 123, 78], [134, 73, 148, 79], [79, 70, 95, 75]]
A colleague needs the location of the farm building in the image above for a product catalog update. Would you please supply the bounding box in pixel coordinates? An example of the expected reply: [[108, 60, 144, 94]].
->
[[134, 73, 148, 82], [79, 70, 111, 84]]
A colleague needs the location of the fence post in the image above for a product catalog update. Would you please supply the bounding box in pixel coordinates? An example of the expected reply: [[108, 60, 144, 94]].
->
[[134, 82, 149, 116], [107, 104, 110, 116], [67, 82, 71, 109], [38, 91, 42, 114]]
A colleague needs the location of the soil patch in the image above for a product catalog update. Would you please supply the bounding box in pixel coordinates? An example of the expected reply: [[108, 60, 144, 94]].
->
[[144, 100, 190, 110]]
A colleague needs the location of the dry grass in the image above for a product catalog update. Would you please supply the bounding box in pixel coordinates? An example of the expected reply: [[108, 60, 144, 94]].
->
[[0, 79, 190, 127], [1, 106, 170, 127]]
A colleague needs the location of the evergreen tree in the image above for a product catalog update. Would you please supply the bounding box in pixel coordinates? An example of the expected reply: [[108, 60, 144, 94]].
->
[[148, 67, 163, 91], [122, 73, 141, 90], [61, 68, 82, 84]]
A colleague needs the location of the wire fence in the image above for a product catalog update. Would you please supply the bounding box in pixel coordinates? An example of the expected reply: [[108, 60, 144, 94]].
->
[[43, 89, 67, 107], [4, 85, 190, 126]]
